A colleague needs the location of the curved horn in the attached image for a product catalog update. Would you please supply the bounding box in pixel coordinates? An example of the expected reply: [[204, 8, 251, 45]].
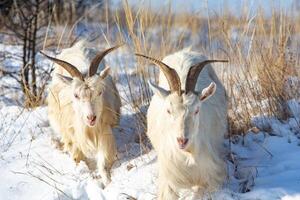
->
[[88, 44, 123, 77], [40, 51, 84, 81], [135, 53, 181, 95], [185, 59, 228, 93]]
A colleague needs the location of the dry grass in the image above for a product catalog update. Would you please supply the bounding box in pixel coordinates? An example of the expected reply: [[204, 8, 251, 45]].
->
[[5, 1, 299, 136], [101, 2, 300, 137], [220, 9, 300, 134]]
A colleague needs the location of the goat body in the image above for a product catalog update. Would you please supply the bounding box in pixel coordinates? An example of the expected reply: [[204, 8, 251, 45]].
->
[[47, 41, 121, 185], [145, 49, 228, 199]]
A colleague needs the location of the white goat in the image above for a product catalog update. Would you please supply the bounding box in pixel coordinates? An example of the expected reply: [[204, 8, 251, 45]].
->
[[136, 49, 228, 199], [42, 42, 122, 186]]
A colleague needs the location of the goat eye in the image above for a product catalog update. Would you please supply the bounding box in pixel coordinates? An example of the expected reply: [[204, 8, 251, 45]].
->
[[99, 91, 102, 96], [195, 108, 199, 115], [74, 94, 79, 99], [167, 109, 171, 114]]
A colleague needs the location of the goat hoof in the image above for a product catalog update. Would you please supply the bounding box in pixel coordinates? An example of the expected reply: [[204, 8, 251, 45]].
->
[[101, 173, 111, 187], [91, 173, 101, 179], [90, 172, 108, 188], [73, 156, 82, 164]]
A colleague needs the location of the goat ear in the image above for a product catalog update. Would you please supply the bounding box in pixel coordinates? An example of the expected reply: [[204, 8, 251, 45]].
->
[[199, 82, 216, 101], [55, 73, 73, 85], [148, 81, 170, 99], [99, 67, 110, 79]]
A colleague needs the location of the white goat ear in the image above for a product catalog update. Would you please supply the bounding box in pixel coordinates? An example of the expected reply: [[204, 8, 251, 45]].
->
[[199, 82, 216, 101], [148, 81, 170, 99], [99, 67, 110, 79], [55, 73, 73, 85]]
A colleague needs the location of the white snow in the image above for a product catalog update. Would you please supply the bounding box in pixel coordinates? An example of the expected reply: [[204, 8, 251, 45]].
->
[[1, 97, 300, 200]]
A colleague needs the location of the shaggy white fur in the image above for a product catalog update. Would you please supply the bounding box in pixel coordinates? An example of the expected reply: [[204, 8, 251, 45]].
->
[[146, 49, 228, 199], [47, 41, 121, 186]]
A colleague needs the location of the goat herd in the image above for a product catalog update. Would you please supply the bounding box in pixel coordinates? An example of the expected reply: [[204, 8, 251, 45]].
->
[[41, 41, 228, 200]]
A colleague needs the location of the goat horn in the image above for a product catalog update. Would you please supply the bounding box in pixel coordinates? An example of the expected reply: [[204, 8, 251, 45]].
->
[[185, 59, 228, 93], [135, 53, 182, 95], [40, 51, 84, 81], [88, 44, 124, 77]]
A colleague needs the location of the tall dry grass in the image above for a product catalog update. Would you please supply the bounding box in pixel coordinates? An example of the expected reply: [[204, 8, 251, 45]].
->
[[102, 2, 300, 137], [218, 8, 300, 134], [42, 1, 300, 139]]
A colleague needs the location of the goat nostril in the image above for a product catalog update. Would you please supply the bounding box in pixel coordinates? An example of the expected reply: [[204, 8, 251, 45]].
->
[[177, 137, 189, 145], [183, 138, 188, 145], [87, 115, 97, 121]]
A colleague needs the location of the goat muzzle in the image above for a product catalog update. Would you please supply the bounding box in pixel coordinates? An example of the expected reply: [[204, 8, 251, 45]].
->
[[177, 137, 189, 149], [87, 115, 97, 126]]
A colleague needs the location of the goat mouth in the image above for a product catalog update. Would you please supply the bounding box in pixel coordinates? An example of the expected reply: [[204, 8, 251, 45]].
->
[[177, 139, 189, 150], [177, 137, 189, 150], [87, 119, 96, 127], [178, 143, 188, 149]]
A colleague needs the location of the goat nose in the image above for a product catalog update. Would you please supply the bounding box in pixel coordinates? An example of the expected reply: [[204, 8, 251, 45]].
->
[[87, 115, 96, 122], [177, 137, 189, 146]]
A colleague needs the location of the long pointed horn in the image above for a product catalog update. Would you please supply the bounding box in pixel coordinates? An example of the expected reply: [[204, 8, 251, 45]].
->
[[135, 53, 181, 95], [40, 51, 84, 81], [185, 59, 228, 93], [88, 44, 124, 77]]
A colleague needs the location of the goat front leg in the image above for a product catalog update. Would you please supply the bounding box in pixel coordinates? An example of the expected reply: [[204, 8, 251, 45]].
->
[[61, 127, 75, 153], [158, 178, 179, 200], [96, 125, 117, 187], [71, 144, 85, 164], [62, 140, 73, 153]]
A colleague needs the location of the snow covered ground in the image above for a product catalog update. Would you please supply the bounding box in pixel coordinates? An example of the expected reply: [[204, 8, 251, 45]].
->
[[1, 43, 300, 200], [1, 101, 300, 200]]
